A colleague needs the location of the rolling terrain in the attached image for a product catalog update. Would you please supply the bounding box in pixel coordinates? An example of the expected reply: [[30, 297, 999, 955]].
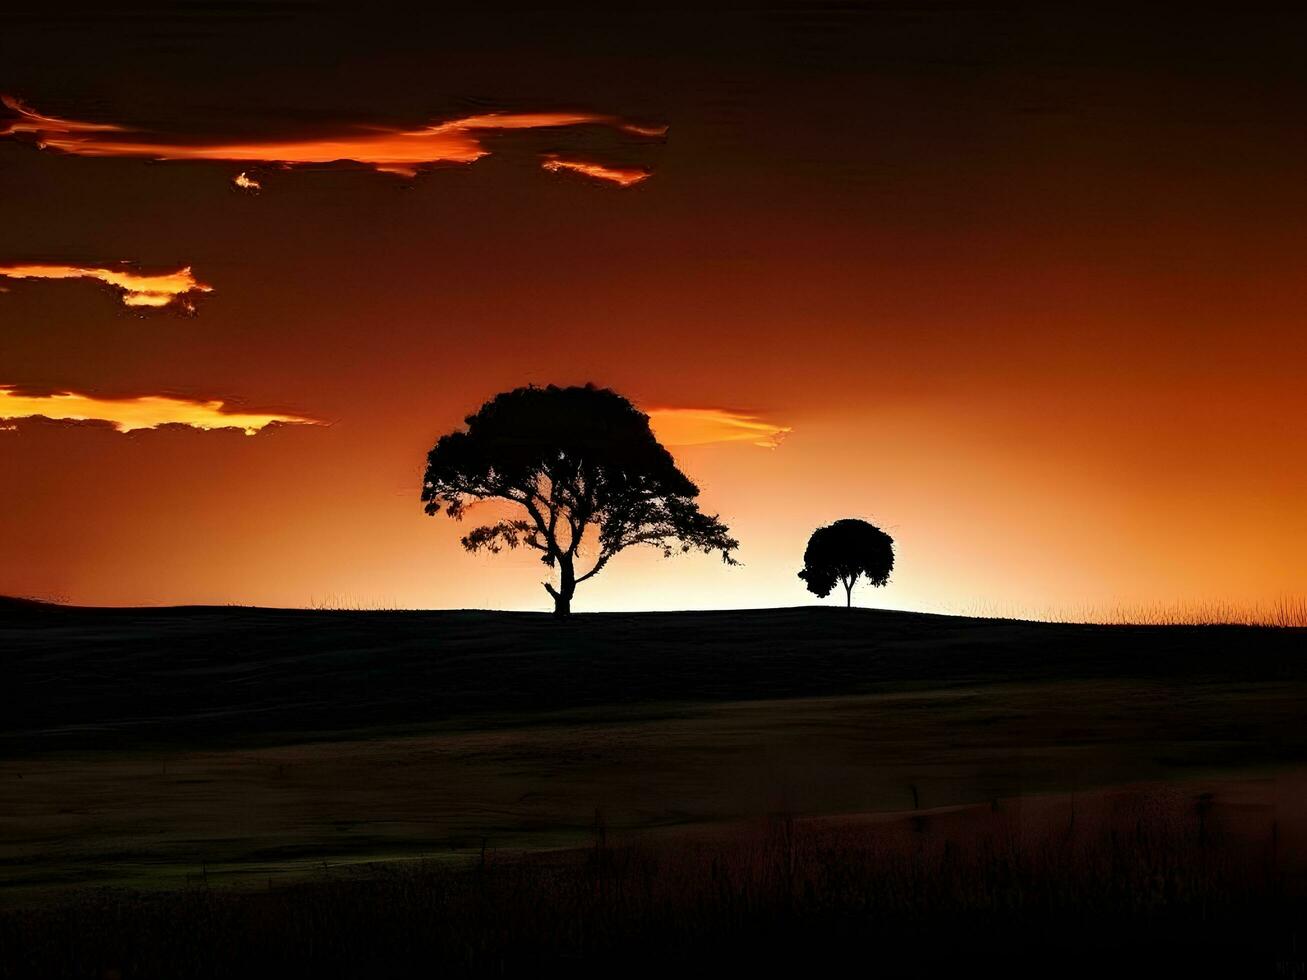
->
[[2, 599, 1306, 897], [5, 598, 1305, 754]]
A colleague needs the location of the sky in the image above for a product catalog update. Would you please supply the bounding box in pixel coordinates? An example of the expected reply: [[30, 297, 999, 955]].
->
[[1, 6, 1304, 615]]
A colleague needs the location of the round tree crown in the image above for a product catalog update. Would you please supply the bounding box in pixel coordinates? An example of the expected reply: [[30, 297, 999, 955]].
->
[[423, 384, 694, 514], [797, 518, 895, 599]]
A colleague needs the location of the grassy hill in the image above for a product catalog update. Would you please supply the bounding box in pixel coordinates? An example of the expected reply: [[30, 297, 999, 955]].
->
[[4, 601, 1304, 755], [3, 600, 1306, 901]]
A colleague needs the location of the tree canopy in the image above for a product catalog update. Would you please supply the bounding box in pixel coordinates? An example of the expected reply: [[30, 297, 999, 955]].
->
[[422, 384, 738, 616], [797, 518, 895, 607]]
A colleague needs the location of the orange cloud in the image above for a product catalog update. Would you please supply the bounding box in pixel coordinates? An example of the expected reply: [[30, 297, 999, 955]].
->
[[0, 263, 211, 309], [0, 96, 124, 137], [2, 96, 665, 181], [541, 154, 651, 187], [0, 386, 319, 435], [233, 171, 261, 191], [647, 408, 792, 448], [619, 122, 670, 138]]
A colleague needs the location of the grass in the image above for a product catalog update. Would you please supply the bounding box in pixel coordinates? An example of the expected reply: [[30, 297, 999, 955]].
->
[[2, 603, 1306, 894], [8, 678, 1307, 895], [3, 784, 1303, 978], [306, 593, 410, 611], [2, 600, 1305, 974], [958, 595, 1307, 628], [6, 602, 1305, 757]]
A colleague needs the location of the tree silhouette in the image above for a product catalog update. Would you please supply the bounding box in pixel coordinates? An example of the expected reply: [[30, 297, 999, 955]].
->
[[797, 518, 895, 608], [422, 384, 739, 617]]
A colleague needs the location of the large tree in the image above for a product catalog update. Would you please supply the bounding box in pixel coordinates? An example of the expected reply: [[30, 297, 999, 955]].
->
[[422, 384, 738, 616], [797, 518, 895, 608]]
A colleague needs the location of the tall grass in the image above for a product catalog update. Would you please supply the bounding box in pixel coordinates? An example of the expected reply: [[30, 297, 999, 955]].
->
[[306, 593, 411, 611], [957, 595, 1307, 627], [3, 789, 1301, 979], [304, 593, 1307, 625]]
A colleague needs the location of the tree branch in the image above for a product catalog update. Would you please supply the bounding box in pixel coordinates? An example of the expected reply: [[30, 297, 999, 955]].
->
[[574, 549, 615, 584]]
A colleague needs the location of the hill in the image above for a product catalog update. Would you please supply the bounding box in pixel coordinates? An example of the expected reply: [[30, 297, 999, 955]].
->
[[3, 601, 1306, 897], [3, 601, 1304, 755]]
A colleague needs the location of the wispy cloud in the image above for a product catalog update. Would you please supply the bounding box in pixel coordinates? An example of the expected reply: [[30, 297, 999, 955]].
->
[[1, 96, 665, 183], [0, 386, 319, 435], [541, 154, 651, 187], [647, 408, 792, 449], [0, 97, 124, 137], [0, 263, 211, 309]]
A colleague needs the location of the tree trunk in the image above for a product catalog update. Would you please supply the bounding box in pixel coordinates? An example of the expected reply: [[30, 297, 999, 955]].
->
[[552, 554, 576, 618], [844, 581, 852, 608]]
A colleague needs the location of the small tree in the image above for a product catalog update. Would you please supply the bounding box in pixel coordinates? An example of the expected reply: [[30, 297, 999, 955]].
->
[[422, 384, 738, 617], [797, 518, 895, 608]]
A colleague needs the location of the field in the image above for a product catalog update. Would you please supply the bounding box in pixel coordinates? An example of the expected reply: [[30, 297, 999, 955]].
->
[[3, 599, 1307, 975]]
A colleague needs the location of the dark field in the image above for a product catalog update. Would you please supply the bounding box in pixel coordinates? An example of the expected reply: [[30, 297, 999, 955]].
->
[[3, 600, 1307, 976], [7, 599, 1307, 753], [8, 787, 1307, 979]]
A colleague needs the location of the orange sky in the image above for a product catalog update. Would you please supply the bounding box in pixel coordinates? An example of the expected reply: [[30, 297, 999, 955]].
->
[[1, 8, 1304, 615]]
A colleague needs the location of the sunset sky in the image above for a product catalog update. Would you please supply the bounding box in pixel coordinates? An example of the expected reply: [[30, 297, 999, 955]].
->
[[2, 7, 1304, 615]]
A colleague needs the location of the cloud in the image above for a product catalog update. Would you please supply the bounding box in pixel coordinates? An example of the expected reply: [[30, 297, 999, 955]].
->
[[541, 154, 651, 187], [647, 408, 792, 448], [0, 96, 124, 137], [0, 263, 212, 309], [617, 123, 670, 138], [1, 96, 665, 183], [233, 171, 260, 191], [0, 386, 319, 435]]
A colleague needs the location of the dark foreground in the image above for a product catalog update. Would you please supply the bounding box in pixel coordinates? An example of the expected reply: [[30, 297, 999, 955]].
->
[[3, 600, 1306, 976], [5, 786, 1306, 979], [5, 599, 1305, 753]]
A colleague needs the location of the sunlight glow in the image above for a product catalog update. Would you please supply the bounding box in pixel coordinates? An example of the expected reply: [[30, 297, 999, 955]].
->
[[0, 386, 319, 435], [0, 263, 212, 309]]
